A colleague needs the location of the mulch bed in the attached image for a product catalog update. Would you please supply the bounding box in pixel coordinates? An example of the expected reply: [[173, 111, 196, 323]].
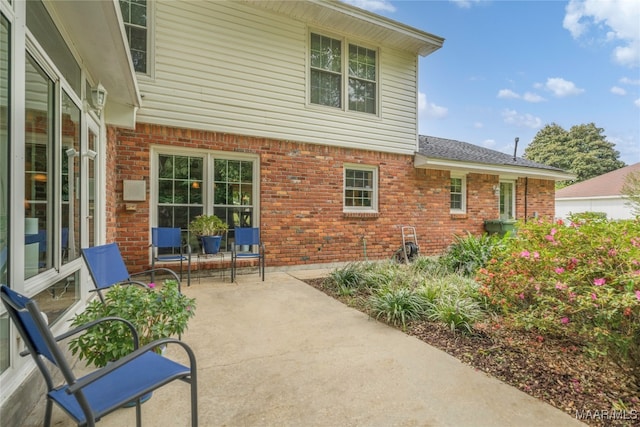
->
[[304, 277, 640, 427]]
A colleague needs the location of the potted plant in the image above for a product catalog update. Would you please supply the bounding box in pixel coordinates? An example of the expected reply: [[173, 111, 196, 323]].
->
[[189, 214, 228, 254], [68, 280, 196, 368]]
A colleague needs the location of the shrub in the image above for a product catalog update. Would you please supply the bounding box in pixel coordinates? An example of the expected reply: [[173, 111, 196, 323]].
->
[[440, 232, 506, 277], [370, 287, 426, 329], [477, 217, 640, 372], [425, 294, 483, 334]]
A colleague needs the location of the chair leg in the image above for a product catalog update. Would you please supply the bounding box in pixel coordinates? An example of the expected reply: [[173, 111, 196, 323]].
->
[[44, 398, 53, 427], [135, 399, 142, 427], [191, 374, 198, 427]]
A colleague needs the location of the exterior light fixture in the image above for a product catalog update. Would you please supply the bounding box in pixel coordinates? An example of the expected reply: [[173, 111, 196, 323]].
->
[[493, 185, 500, 196], [89, 83, 107, 112], [66, 148, 79, 157], [84, 149, 98, 159]]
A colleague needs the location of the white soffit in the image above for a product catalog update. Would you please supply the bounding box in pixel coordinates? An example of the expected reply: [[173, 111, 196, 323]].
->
[[48, 0, 141, 110], [242, 0, 444, 57]]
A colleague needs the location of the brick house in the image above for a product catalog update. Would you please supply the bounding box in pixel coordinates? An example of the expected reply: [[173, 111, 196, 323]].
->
[[0, 0, 571, 421], [110, 1, 570, 274]]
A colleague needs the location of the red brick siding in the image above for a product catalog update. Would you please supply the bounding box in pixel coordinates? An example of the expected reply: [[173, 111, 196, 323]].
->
[[108, 123, 555, 272]]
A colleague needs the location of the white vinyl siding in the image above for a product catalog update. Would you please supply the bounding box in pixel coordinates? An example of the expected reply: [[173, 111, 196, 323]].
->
[[135, 1, 419, 155]]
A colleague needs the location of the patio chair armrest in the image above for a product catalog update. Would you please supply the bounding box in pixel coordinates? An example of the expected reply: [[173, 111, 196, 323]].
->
[[66, 337, 196, 394], [130, 267, 180, 283], [19, 316, 139, 357]]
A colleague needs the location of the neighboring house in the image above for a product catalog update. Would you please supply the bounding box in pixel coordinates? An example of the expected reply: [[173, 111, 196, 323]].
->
[[555, 163, 640, 220], [0, 0, 572, 422]]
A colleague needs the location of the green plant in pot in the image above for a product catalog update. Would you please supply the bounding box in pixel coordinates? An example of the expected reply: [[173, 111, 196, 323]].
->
[[68, 280, 196, 368], [189, 214, 228, 254]]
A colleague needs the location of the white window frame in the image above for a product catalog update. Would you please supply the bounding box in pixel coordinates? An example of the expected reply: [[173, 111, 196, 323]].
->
[[120, 0, 154, 78], [150, 146, 260, 244], [308, 30, 379, 117], [499, 180, 516, 220], [343, 164, 378, 213], [450, 174, 466, 214]]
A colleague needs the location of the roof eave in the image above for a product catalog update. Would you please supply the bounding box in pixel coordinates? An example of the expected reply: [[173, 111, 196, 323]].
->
[[48, 0, 141, 126], [242, 0, 444, 57], [414, 154, 576, 181]]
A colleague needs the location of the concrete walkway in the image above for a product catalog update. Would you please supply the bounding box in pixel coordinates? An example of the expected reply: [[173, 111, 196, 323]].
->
[[25, 270, 585, 426]]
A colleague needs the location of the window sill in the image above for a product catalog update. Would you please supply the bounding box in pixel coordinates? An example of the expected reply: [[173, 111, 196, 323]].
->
[[450, 212, 468, 220], [343, 212, 379, 219]]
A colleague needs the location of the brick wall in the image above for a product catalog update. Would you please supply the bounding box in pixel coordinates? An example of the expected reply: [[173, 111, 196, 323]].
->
[[108, 123, 555, 272]]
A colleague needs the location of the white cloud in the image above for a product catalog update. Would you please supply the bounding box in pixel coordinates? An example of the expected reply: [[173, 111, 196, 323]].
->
[[543, 77, 585, 97], [620, 77, 640, 85], [449, 0, 483, 9], [481, 139, 496, 148], [498, 89, 545, 103], [474, 122, 484, 129], [635, 98, 640, 107], [563, 0, 640, 68], [418, 92, 448, 118], [502, 109, 543, 129], [523, 92, 545, 103], [342, 0, 396, 12], [497, 89, 519, 99], [610, 86, 626, 95]]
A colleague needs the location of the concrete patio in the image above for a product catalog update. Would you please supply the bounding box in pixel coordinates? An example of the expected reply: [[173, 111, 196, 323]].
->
[[24, 269, 585, 427]]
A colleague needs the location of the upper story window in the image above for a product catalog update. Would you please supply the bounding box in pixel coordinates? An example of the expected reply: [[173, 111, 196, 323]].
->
[[450, 176, 466, 213], [310, 32, 378, 115], [120, 0, 148, 74], [344, 165, 378, 213]]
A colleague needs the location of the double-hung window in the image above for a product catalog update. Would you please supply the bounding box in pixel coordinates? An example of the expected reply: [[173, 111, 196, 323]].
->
[[344, 165, 378, 213], [119, 0, 149, 74], [310, 32, 378, 115], [450, 175, 466, 213]]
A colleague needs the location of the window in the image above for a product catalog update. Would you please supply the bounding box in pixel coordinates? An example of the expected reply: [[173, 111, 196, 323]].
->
[[348, 44, 376, 114], [499, 181, 515, 220], [450, 176, 466, 213], [119, 0, 148, 73], [310, 32, 377, 114], [154, 151, 257, 252], [344, 165, 378, 212], [1, 12, 9, 375], [24, 53, 54, 279]]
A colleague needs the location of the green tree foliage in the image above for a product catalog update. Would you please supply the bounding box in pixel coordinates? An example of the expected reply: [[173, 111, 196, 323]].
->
[[621, 169, 640, 217], [524, 123, 625, 187]]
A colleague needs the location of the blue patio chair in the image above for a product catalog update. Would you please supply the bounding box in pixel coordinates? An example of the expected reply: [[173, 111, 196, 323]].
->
[[81, 242, 181, 303], [231, 227, 265, 282], [151, 227, 191, 287], [0, 285, 198, 427]]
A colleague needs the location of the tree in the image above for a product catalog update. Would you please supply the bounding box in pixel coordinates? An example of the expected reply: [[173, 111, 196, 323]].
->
[[524, 123, 625, 187], [621, 170, 640, 217]]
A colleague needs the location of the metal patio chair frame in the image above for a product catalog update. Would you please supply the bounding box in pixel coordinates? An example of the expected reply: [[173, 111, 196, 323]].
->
[[151, 227, 192, 287], [0, 285, 198, 427], [81, 242, 182, 303], [231, 227, 265, 282]]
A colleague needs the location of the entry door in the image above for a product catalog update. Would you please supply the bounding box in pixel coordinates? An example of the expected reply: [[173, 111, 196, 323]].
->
[[499, 181, 515, 220]]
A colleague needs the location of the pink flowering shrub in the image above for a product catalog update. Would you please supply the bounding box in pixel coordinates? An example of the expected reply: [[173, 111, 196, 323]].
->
[[477, 217, 640, 372]]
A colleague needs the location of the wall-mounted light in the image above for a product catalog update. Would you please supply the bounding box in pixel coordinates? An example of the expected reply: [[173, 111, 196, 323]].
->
[[84, 149, 98, 160], [89, 83, 107, 113], [492, 184, 500, 196], [66, 148, 79, 158]]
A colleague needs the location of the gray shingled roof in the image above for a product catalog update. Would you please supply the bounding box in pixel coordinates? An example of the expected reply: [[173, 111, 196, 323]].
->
[[417, 135, 564, 172]]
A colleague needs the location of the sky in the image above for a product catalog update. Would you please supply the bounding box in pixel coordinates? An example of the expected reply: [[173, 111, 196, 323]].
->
[[344, 0, 640, 166]]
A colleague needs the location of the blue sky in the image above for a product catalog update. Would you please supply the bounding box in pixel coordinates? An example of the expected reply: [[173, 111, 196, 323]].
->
[[345, 0, 640, 166]]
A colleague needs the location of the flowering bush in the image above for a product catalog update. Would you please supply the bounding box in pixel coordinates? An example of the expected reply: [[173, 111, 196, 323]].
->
[[476, 217, 640, 372], [69, 280, 196, 367]]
